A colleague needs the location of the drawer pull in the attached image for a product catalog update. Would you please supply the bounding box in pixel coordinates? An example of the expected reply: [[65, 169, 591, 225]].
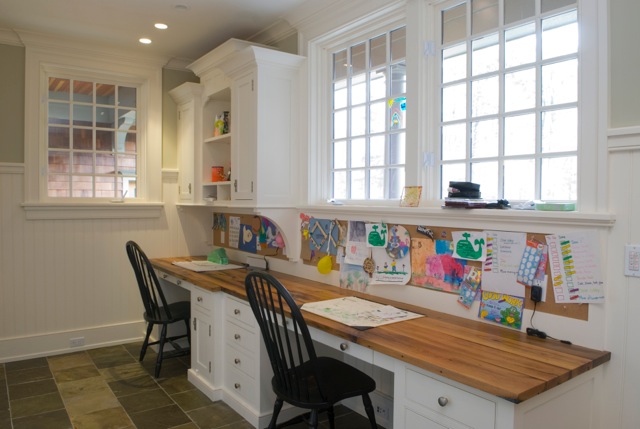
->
[[177, 280, 182, 285], [438, 396, 449, 407], [234, 308, 241, 315], [162, 274, 168, 279], [234, 334, 241, 340], [234, 358, 241, 364], [340, 342, 348, 351], [234, 383, 241, 389], [197, 296, 203, 302]]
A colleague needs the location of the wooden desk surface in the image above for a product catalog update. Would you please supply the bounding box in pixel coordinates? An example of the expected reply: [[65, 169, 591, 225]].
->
[[151, 257, 610, 404]]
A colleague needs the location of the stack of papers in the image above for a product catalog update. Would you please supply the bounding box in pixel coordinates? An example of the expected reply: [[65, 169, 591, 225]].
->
[[301, 297, 423, 328], [171, 260, 243, 272]]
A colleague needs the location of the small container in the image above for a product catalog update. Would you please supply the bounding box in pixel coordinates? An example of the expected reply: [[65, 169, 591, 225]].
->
[[211, 166, 225, 182]]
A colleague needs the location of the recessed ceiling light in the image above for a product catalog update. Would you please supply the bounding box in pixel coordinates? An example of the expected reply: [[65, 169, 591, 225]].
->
[[154, 23, 168, 30], [139, 38, 152, 45]]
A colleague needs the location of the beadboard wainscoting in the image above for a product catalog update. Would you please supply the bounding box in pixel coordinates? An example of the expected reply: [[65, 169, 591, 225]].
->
[[0, 165, 212, 362]]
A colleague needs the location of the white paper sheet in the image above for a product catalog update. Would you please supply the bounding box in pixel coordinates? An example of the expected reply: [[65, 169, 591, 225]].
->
[[481, 231, 526, 296], [171, 260, 243, 272]]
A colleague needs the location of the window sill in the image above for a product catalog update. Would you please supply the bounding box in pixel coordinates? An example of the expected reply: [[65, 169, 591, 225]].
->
[[22, 202, 164, 220], [300, 204, 615, 229]]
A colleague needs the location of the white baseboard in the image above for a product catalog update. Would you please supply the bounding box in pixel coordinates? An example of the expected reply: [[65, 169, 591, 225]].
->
[[0, 321, 146, 363]]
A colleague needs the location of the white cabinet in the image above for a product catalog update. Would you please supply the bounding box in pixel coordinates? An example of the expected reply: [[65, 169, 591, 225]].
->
[[184, 39, 304, 207], [394, 360, 603, 429], [222, 295, 276, 428], [190, 286, 217, 384], [170, 82, 232, 205], [222, 46, 304, 206], [169, 83, 202, 202], [399, 366, 496, 429]]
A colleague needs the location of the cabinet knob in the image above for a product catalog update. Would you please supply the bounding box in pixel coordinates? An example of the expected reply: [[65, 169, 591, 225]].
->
[[177, 280, 182, 285], [234, 308, 241, 315], [234, 334, 241, 340], [197, 296, 203, 302], [162, 274, 168, 279], [234, 383, 241, 389], [339, 342, 348, 351], [234, 358, 241, 364], [437, 396, 449, 407]]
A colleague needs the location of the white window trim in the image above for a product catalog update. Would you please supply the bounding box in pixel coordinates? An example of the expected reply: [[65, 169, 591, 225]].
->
[[300, 0, 609, 220], [305, 1, 408, 207], [424, 0, 607, 212], [21, 32, 165, 219]]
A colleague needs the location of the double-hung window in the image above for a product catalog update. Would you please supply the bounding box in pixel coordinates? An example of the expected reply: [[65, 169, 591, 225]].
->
[[330, 26, 407, 201], [436, 0, 580, 202], [23, 38, 164, 218], [47, 77, 139, 199]]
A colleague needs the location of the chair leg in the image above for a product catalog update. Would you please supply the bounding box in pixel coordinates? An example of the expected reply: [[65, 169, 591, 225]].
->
[[327, 405, 336, 429], [362, 393, 377, 429], [184, 318, 191, 347], [154, 324, 168, 378], [140, 323, 154, 361], [267, 398, 283, 429], [307, 409, 319, 429]]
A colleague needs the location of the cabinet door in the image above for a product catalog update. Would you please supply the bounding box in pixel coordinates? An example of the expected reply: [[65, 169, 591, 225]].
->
[[231, 72, 257, 201], [191, 310, 213, 380], [177, 103, 195, 201]]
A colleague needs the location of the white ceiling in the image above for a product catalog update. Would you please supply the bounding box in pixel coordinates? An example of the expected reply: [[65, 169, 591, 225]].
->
[[0, 0, 311, 63]]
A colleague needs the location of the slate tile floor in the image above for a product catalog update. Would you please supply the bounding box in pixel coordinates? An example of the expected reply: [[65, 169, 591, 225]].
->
[[0, 342, 382, 429]]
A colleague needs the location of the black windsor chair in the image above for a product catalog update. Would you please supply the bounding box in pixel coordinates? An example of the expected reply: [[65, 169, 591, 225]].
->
[[125, 241, 191, 378], [245, 271, 378, 429]]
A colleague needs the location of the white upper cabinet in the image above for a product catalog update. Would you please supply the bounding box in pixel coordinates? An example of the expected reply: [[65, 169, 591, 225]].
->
[[169, 83, 203, 202], [184, 39, 304, 207]]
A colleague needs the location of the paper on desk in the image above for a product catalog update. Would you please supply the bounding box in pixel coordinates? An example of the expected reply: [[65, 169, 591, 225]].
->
[[301, 296, 423, 328], [171, 260, 243, 272]]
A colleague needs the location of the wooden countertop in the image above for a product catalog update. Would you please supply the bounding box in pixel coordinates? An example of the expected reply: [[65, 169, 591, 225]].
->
[[151, 257, 610, 404]]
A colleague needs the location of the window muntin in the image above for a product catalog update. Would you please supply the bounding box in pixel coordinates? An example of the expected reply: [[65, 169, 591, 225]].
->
[[438, 1, 579, 202], [47, 77, 138, 199], [331, 26, 407, 201]]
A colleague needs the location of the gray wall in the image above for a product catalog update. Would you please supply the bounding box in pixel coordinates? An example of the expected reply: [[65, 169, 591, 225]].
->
[[609, 0, 640, 128], [0, 44, 25, 163]]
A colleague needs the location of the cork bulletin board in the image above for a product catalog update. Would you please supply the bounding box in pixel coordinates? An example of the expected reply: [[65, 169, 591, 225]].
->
[[299, 220, 589, 321], [211, 213, 589, 321], [212, 213, 288, 260]]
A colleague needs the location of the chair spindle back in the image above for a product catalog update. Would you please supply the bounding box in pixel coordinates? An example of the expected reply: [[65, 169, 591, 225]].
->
[[245, 271, 324, 403]]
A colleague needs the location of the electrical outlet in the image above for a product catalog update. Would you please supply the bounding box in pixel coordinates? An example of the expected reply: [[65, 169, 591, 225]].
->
[[375, 404, 389, 421], [69, 337, 85, 348], [371, 391, 392, 425]]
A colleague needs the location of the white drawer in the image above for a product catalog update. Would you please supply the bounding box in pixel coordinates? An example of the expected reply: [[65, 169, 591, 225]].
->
[[307, 325, 374, 364], [225, 296, 256, 329], [225, 321, 258, 353], [191, 286, 215, 314], [405, 368, 495, 429], [224, 343, 256, 378], [225, 364, 258, 406]]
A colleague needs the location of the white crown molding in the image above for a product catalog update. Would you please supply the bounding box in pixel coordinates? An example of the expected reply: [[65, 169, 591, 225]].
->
[[249, 18, 297, 47], [164, 57, 195, 71], [0, 28, 22, 46], [285, 0, 405, 42]]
